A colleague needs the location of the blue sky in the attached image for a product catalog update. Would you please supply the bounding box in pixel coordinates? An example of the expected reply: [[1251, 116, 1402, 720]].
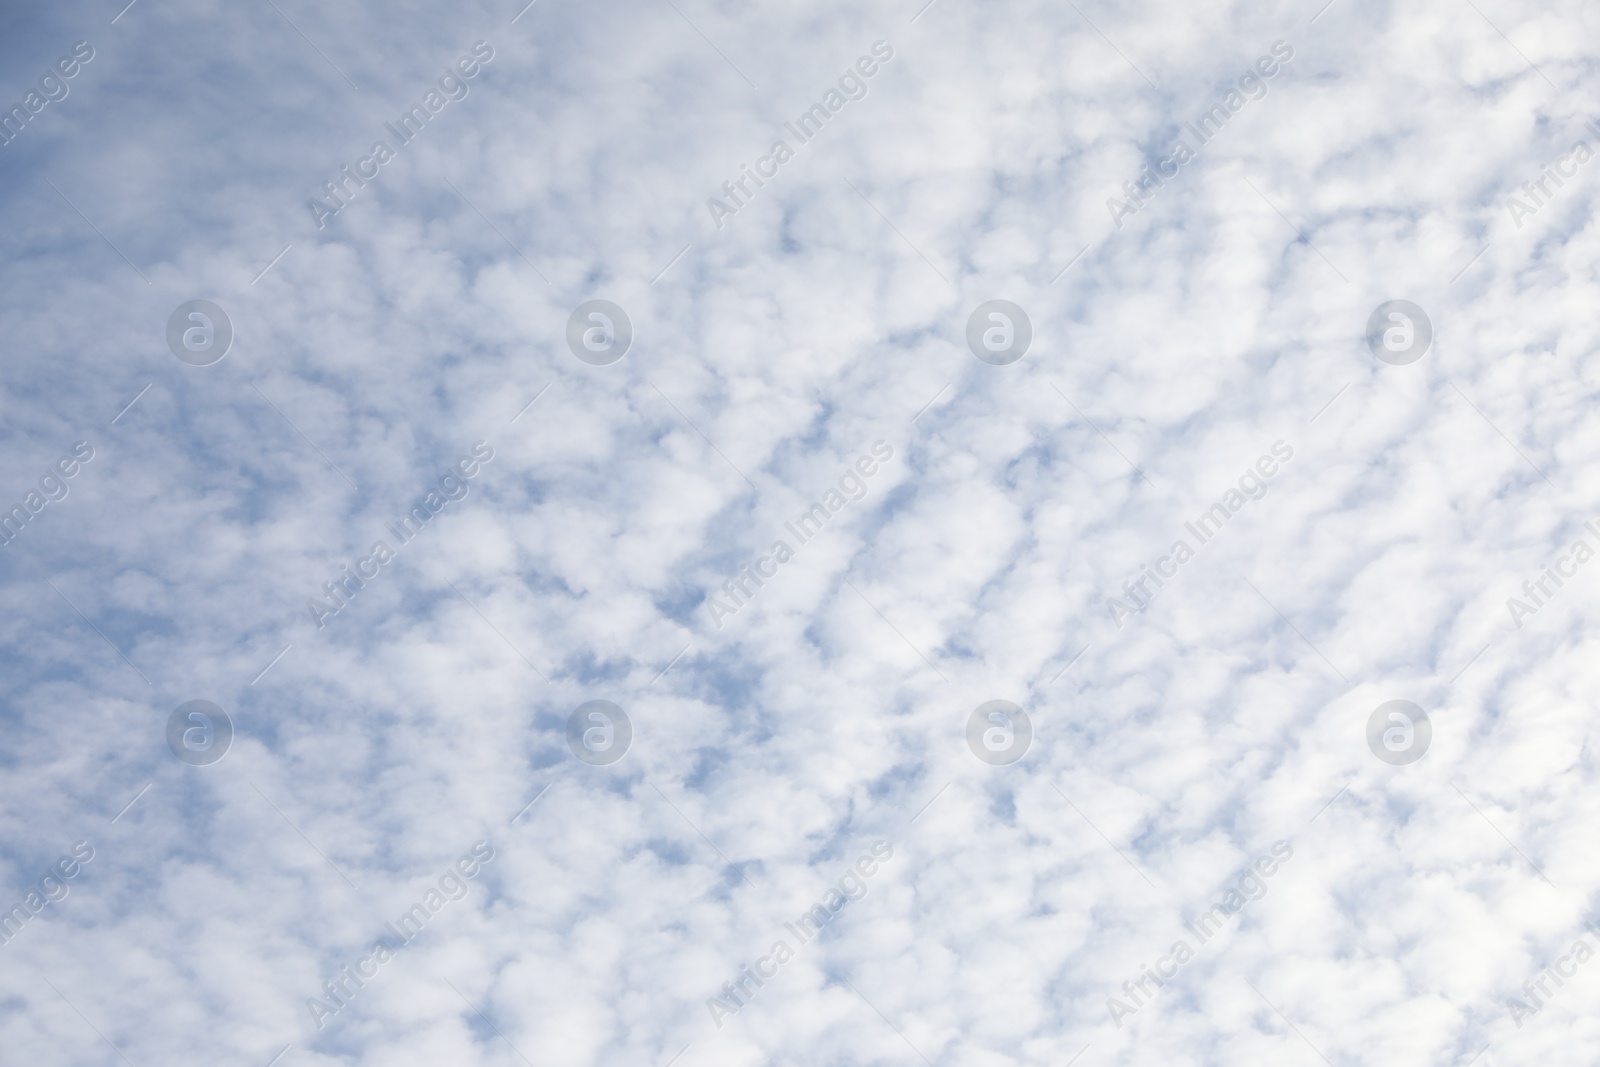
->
[[2, 0, 1600, 1064]]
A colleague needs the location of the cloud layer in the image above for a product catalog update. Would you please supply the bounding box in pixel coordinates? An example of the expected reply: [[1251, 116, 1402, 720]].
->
[[1, 0, 1598, 1065]]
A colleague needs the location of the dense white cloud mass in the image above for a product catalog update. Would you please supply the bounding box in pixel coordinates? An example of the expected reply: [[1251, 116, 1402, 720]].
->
[[1, 0, 1599, 1063]]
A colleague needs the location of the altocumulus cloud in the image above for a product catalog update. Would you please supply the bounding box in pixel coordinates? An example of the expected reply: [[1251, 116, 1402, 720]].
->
[[0, 0, 1598, 1065]]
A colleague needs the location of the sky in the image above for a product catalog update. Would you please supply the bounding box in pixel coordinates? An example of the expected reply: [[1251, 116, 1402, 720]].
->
[[1, 0, 1598, 1064]]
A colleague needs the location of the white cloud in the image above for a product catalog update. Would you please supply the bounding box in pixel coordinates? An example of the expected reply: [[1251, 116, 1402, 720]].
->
[[1, 0, 1599, 1063]]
